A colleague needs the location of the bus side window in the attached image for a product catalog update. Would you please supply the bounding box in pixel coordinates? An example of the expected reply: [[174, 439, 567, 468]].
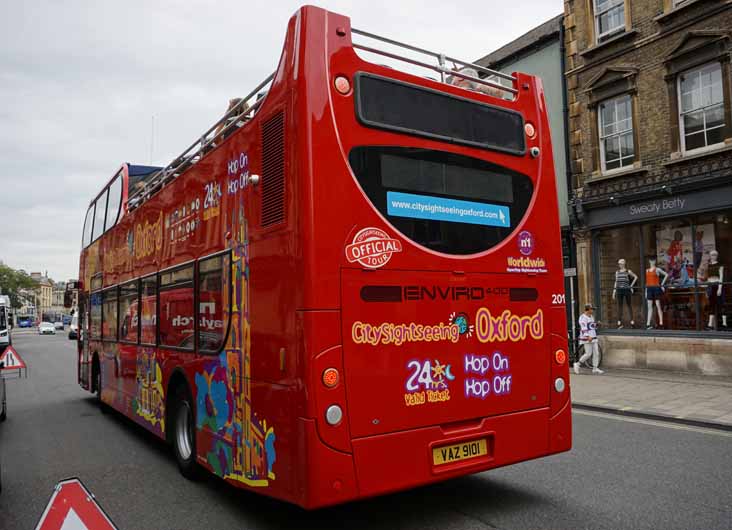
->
[[140, 276, 157, 346], [159, 265, 194, 350], [90, 291, 102, 339], [198, 252, 230, 354], [105, 174, 123, 231], [82, 205, 94, 248], [102, 287, 118, 342], [91, 189, 108, 243], [119, 281, 139, 343]]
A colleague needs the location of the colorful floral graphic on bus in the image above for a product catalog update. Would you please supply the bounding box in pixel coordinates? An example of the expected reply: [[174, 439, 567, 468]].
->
[[133, 348, 165, 435], [195, 203, 276, 486]]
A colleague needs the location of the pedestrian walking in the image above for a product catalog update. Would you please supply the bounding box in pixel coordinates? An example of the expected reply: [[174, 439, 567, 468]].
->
[[574, 303, 604, 375]]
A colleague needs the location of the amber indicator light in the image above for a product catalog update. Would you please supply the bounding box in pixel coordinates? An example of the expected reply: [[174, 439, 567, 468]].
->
[[555, 349, 566, 365], [323, 368, 340, 388]]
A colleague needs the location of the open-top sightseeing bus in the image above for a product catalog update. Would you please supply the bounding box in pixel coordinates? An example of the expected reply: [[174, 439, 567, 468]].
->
[[72, 6, 571, 508]]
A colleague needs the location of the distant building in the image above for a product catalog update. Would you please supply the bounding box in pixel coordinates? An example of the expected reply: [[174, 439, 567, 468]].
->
[[31, 272, 53, 320]]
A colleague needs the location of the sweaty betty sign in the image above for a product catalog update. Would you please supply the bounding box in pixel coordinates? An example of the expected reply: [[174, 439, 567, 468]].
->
[[345, 227, 402, 269]]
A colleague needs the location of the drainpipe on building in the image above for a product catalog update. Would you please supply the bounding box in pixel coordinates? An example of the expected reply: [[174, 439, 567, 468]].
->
[[559, 18, 578, 357]]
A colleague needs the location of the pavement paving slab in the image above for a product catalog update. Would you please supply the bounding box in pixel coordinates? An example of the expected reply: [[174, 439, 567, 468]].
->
[[571, 367, 732, 428]]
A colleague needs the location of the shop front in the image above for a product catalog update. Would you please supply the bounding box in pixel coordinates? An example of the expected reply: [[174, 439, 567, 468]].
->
[[580, 184, 732, 375]]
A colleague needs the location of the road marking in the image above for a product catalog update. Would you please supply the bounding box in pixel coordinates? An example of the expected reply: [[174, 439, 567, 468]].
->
[[573, 409, 732, 438]]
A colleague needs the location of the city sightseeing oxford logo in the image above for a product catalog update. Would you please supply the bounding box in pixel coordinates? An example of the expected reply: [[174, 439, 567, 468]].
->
[[345, 227, 403, 269]]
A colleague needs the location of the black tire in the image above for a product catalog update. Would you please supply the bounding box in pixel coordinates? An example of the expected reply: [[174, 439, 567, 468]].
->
[[172, 385, 200, 480], [93, 358, 107, 414]]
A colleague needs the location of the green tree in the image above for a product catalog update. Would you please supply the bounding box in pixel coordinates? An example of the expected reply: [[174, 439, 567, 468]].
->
[[0, 262, 39, 309]]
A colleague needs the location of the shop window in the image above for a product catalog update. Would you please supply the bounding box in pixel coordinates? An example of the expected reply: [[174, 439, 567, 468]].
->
[[140, 275, 157, 345], [118, 281, 139, 343], [90, 291, 102, 339], [198, 252, 230, 353], [599, 94, 634, 173], [594, 0, 625, 43], [159, 265, 194, 349], [102, 288, 118, 341], [678, 63, 725, 153], [695, 212, 732, 331], [596, 227, 644, 329], [641, 220, 698, 331]]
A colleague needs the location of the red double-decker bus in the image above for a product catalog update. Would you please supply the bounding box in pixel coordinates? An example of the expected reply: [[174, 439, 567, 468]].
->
[[74, 5, 571, 508]]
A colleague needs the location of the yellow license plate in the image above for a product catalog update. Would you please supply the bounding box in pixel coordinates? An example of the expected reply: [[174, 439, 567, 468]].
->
[[432, 439, 488, 466]]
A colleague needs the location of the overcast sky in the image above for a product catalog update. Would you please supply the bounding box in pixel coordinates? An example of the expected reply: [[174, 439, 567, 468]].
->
[[0, 0, 562, 282]]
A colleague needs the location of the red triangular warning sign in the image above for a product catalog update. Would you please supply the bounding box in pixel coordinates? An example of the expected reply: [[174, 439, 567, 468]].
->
[[35, 478, 117, 530], [0, 345, 26, 371]]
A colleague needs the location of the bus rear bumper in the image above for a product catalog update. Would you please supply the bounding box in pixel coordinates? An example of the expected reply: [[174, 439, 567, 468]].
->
[[302, 404, 571, 508], [352, 406, 561, 500]]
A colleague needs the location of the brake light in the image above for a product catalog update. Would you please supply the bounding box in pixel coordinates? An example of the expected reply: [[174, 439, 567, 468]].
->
[[554, 349, 566, 365], [524, 122, 536, 138], [322, 368, 340, 388]]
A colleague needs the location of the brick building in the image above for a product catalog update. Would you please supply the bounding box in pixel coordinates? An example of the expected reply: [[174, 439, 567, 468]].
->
[[565, 0, 732, 373]]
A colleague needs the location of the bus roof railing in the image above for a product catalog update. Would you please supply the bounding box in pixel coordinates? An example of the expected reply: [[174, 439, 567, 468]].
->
[[127, 72, 275, 211], [351, 28, 518, 96]]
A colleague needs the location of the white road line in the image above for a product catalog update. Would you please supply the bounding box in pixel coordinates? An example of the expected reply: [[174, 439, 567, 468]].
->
[[573, 409, 732, 438]]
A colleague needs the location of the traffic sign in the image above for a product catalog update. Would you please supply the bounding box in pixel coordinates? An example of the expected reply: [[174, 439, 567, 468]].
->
[[0, 345, 26, 371], [35, 478, 117, 530]]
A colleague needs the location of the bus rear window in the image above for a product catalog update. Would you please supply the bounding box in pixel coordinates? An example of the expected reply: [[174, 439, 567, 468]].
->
[[349, 147, 533, 255], [355, 73, 525, 155]]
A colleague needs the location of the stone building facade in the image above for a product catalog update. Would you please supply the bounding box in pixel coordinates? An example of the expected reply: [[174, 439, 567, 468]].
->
[[565, 0, 732, 374]]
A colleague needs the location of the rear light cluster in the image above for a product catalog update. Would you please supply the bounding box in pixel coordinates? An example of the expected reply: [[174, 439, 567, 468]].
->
[[322, 368, 343, 425]]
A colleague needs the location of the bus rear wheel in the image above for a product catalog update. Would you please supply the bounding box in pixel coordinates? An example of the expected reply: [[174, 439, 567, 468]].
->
[[172, 386, 200, 480], [92, 358, 106, 414]]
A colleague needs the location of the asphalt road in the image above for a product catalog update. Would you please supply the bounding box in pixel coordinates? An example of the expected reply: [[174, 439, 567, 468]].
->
[[1, 332, 731, 530]]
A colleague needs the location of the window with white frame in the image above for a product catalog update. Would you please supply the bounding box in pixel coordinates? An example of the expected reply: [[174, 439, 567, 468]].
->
[[678, 63, 725, 152], [594, 0, 625, 43], [673, 0, 691, 7], [599, 94, 634, 172]]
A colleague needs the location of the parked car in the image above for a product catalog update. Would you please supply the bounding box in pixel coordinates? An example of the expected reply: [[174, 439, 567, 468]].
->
[[38, 322, 55, 335], [54, 321, 64, 330], [68, 315, 78, 340]]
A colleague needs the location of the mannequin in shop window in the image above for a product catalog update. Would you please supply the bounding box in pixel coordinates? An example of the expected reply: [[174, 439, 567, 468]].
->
[[645, 258, 668, 329], [612, 258, 637, 328], [705, 250, 727, 329]]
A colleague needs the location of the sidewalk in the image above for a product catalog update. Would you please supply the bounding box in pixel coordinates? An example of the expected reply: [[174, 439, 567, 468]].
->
[[571, 368, 732, 429]]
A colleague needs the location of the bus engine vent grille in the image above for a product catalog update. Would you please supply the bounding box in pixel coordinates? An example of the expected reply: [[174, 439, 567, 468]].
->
[[261, 111, 286, 227]]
